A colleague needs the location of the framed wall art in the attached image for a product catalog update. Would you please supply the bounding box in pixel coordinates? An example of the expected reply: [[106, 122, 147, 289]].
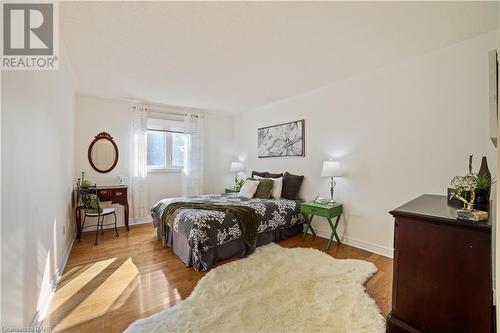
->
[[257, 119, 305, 158]]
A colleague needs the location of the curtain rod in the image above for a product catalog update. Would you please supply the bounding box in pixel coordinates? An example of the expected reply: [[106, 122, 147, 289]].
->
[[132, 106, 201, 117]]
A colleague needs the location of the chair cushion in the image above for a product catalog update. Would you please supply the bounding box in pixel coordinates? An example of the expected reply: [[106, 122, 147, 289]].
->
[[81, 193, 102, 214], [86, 207, 115, 216]]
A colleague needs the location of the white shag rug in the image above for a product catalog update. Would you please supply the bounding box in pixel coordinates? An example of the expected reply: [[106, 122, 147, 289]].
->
[[125, 243, 385, 333]]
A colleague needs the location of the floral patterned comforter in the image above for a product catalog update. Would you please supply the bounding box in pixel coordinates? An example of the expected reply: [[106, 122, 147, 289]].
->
[[151, 193, 303, 265]]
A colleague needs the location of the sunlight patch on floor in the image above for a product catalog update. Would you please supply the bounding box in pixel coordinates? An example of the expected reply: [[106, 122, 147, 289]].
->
[[48, 258, 117, 314], [50, 257, 139, 331]]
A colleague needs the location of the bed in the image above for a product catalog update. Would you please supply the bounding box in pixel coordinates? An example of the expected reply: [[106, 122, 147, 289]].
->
[[151, 193, 304, 271]]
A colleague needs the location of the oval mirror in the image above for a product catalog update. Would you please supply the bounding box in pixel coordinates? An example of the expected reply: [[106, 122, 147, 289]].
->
[[88, 132, 119, 173]]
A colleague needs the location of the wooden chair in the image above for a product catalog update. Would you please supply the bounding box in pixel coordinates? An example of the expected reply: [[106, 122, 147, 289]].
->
[[77, 184, 119, 245]]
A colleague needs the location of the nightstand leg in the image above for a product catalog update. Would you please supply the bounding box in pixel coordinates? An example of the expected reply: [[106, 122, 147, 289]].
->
[[326, 215, 342, 250], [301, 214, 316, 241]]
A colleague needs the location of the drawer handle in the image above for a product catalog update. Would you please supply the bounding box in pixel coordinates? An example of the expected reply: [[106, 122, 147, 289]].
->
[[115, 192, 122, 196], [100, 191, 107, 195]]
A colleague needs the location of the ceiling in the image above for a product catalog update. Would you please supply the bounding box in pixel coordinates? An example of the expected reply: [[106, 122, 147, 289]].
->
[[61, 2, 499, 113]]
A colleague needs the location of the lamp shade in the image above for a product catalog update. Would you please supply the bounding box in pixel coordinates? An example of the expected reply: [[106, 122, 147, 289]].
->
[[321, 160, 342, 177], [230, 162, 245, 172]]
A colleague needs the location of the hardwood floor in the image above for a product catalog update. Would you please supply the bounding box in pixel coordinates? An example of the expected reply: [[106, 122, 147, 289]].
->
[[44, 223, 393, 332]]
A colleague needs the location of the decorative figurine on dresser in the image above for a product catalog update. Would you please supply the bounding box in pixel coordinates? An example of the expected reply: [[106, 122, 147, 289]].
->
[[387, 194, 493, 333]]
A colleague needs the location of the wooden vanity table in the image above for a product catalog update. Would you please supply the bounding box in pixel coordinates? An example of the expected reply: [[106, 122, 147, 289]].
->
[[75, 185, 129, 240], [76, 132, 130, 240]]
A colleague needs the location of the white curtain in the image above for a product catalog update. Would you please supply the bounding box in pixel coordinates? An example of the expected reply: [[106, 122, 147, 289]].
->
[[183, 114, 204, 196], [131, 104, 149, 219]]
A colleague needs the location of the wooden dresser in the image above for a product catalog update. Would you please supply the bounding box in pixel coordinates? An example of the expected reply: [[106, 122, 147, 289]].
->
[[75, 185, 129, 240], [387, 195, 493, 333]]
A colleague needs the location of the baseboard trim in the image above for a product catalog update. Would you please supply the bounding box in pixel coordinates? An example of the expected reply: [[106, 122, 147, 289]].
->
[[312, 228, 394, 258], [96, 217, 153, 230], [31, 233, 76, 328], [129, 217, 153, 225]]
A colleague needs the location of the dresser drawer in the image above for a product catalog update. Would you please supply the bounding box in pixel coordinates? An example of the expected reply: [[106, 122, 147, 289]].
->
[[112, 189, 127, 203], [97, 189, 112, 201], [300, 203, 342, 218]]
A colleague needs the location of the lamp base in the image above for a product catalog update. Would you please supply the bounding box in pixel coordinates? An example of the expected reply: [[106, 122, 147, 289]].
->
[[327, 200, 336, 205], [328, 177, 336, 205]]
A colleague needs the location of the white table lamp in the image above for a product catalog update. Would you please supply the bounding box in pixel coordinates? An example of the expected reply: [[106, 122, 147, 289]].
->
[[321, 160, 342, 204], [230, 162, 245, 187]]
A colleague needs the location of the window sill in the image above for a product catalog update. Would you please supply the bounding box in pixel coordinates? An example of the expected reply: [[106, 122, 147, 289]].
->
[[147, 168, 183, 174]]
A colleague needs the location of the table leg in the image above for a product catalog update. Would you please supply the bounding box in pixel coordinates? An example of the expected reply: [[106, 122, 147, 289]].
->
[[124, 203, 130, 231], [326, 215, 342, 250], [75, 207, 82, 242], [301, 214, 316, 241]]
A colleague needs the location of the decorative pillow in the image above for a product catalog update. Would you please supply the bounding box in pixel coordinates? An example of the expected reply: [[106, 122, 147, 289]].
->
[[254, 178, 274, 199], [266, 172, 283, 178], [271, 177, 283, 199], [238, 179, 260, 198], [281, 172, 304, 199], [81, 193, 103, 214], [251, 171, 268, 178]]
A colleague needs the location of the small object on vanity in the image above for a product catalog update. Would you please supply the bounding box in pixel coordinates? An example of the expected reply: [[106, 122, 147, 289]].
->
[[230, 162, 245, 188], [457, 209, 488, 221], [88, 132, 119, 173], [80, 172, 87, 187], [321, 160, 342, 204], [80, 172, 92, 188], [118, 175, 125, 185], [300, 201, 343, 250]]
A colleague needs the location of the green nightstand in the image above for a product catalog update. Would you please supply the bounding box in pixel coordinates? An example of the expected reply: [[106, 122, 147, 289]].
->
[[225, 187, 240, 194], [300, 201, 343, 250]]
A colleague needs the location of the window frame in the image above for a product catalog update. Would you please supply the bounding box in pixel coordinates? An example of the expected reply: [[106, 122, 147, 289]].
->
[[146, 128, 185, 173]]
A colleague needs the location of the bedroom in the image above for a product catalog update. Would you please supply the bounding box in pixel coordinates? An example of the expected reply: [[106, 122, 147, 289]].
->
[[1, 1, 499, 332]]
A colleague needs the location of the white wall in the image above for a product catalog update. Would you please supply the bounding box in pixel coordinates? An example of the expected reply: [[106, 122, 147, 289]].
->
[[235, 30, 499, 256], [75, 94, 234, 225], [1, 51, 76, 326]]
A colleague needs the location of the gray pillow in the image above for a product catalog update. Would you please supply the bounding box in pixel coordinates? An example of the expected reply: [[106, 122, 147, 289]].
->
[[251, 171, 268, 178], [281, 172, 304, 199], [266, 172, 283, 178]]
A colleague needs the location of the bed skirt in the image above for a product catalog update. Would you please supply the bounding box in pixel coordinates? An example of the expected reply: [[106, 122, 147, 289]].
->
[[154, 216, 303, 271]]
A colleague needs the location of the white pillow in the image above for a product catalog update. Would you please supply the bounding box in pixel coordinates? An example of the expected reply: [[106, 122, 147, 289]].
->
[[238, 179, 260, 198], [271, 177, 283, 199], [253, 175, 264, 179]]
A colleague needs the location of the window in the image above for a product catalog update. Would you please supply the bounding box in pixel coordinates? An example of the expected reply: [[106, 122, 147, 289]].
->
[[146, 118, 185, 172]]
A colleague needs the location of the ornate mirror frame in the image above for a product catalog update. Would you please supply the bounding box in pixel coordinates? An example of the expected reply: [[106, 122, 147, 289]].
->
[[88, 132, 119, 173]]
